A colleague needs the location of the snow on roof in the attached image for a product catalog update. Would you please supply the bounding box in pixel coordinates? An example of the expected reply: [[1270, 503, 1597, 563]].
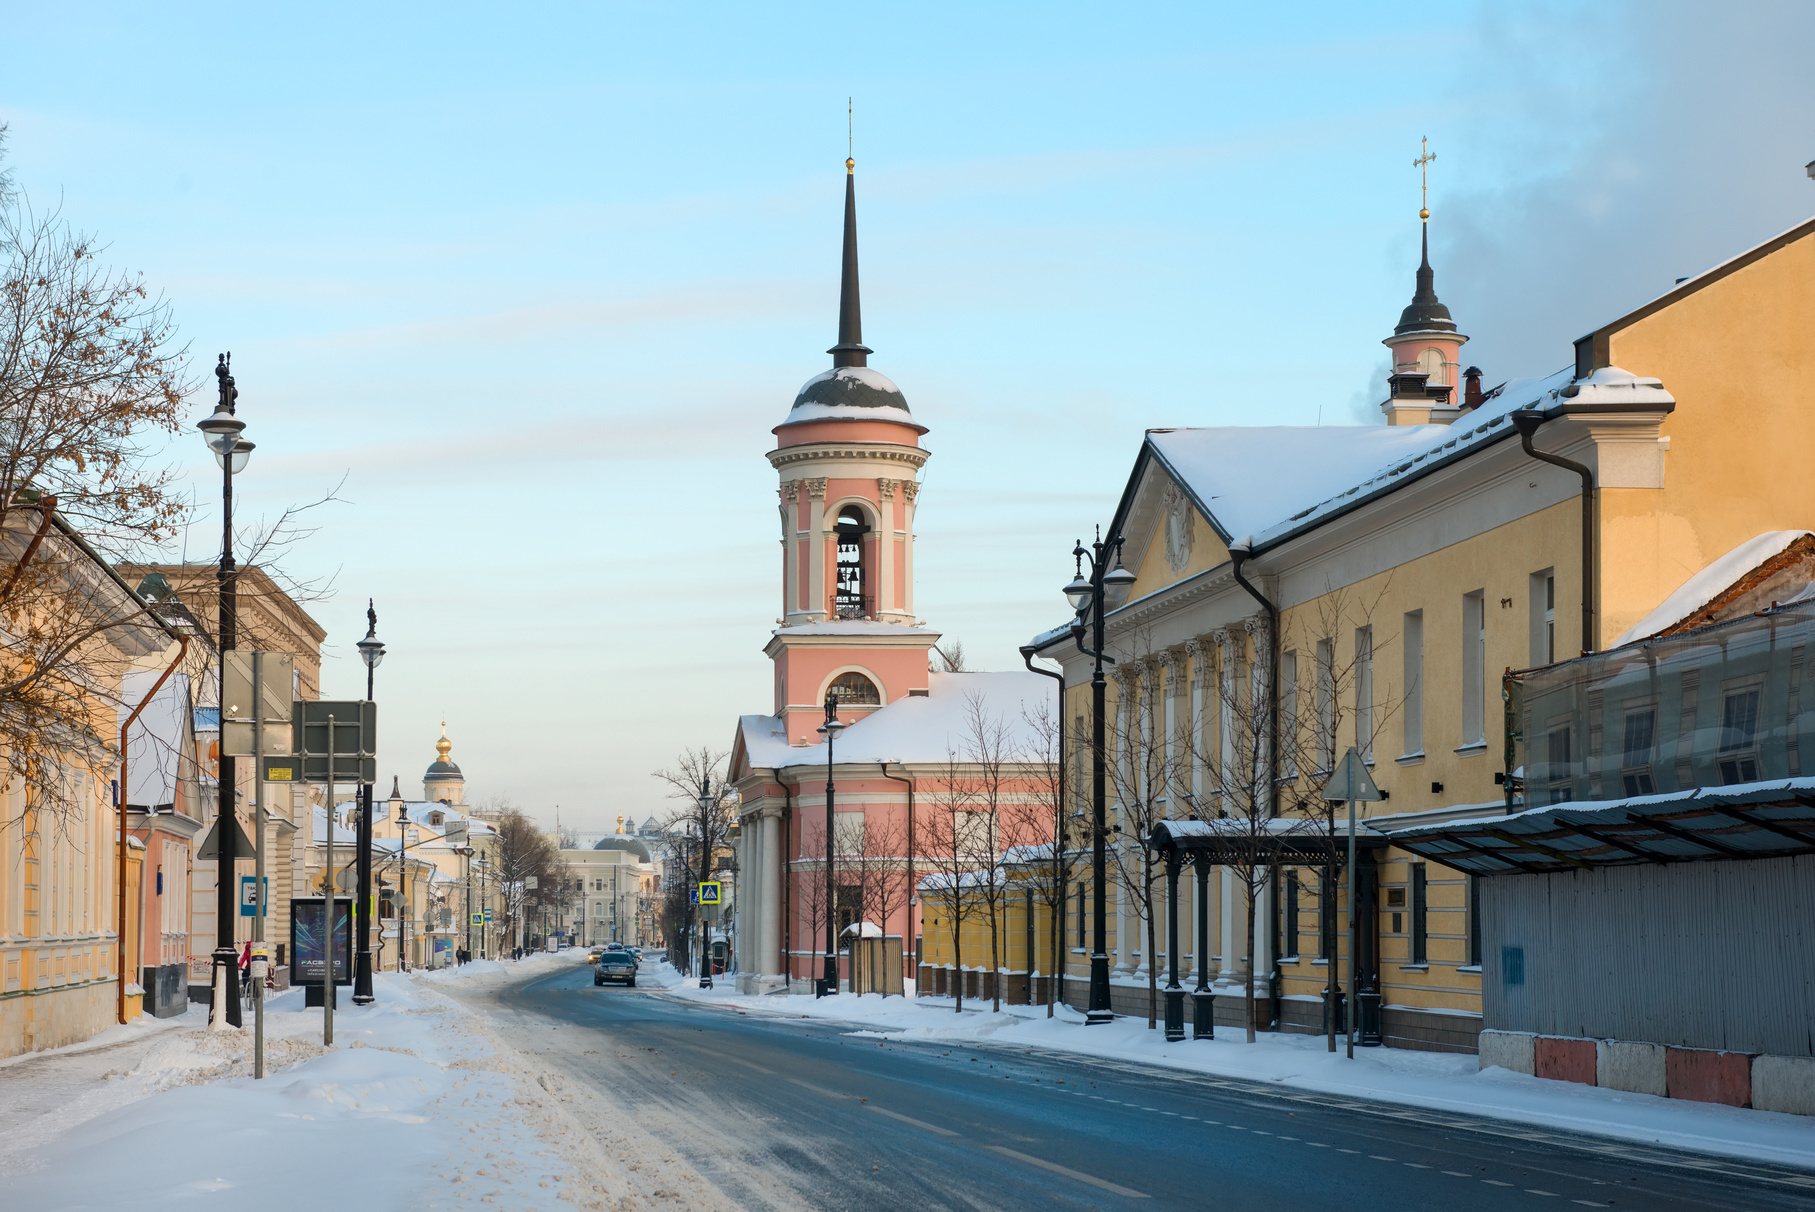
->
[[1610, 530, 1812, 647], [738, 671, 1056, 771], [779, 366, 920, 430], [1148, 367, 1677, 556]]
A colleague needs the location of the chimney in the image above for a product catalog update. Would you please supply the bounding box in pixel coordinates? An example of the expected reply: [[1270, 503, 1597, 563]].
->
[[1463, 366, 1483, 410]]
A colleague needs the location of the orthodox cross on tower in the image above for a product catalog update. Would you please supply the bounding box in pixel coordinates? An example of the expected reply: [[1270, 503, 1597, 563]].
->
[[1414, 136, 1436, 221]]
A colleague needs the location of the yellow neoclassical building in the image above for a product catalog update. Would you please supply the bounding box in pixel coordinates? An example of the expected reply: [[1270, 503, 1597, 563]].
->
[[1022, 210, 1815, 1051]]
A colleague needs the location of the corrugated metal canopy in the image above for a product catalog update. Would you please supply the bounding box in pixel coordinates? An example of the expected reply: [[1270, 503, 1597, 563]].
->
[[1147, 817, 1389, 863], [1391, 778, 1815, 875]]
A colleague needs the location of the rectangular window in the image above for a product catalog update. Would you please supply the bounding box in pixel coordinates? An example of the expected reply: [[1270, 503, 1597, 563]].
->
[[1402, 611, 1423, 758], [1280, 649, 1298, 778], [1462, 591, 1486, 746], [1410, 864, 1428, 965], [835, 810, 866, 855], [1316, 638, 1335, 771], [1529, 569, 1556, 667], [1283, 868, 1299, 959], [1467, 875, 1482, 968], [1621, 706, 1657, 796], [1719, 685, 1762, 784], [1544, 721, 1574, 804], [1354, 626, 1374, 763]]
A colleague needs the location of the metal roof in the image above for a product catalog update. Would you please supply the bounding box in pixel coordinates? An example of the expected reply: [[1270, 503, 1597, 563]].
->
[[1390, 778, 1815, 876], [1148, 816, 1389, 864]]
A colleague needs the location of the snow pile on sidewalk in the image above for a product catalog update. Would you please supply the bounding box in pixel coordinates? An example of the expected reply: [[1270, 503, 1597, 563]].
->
[[0, 949, 633, 1210], [654, 967, 1815, 1171]]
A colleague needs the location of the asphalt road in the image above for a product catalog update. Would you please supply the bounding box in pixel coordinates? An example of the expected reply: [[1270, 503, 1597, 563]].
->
[[463, 959, 1815, 1212]]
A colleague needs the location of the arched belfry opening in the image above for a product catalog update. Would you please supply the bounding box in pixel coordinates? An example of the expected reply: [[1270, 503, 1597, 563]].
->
[[834, 503, 872, 619]]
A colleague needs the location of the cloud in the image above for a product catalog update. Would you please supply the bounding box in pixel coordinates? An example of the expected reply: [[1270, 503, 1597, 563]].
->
[[1437, 0, 1815, 383]]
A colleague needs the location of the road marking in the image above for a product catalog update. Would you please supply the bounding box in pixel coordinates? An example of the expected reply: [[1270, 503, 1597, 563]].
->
[[1573, 1203, 1610, 1208], [1306, 1143, 1329, 1148], [1337, 1148, 1360, 1154], [863, 1104, 959, 1137], [1404, 1163, 1430, 1169], [986, 1146, 1149, 1199], [1483, 1180, 1513, 1187], [1251, 1130, 1271, 1135], [690, 1046, 773, 1076], [1443, 1171, 1472, 1177], [1369, 1155, 1395, 1161], [1526, 1192, 1558, 1198]]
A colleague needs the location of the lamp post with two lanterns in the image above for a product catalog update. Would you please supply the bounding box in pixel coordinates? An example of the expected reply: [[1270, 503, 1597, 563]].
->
[[1063, 530, 1137, 1024], [196, 354, 253, 1028], [352, 606, 385, 1003], [816, 694, 848, 997]]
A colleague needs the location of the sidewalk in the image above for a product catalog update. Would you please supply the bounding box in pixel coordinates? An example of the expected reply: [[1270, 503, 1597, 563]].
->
[[0, 949, 627, 1210], [648, 962, 1815, 1172]]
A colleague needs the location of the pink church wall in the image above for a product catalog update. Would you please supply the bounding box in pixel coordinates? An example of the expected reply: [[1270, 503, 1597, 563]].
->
[[773, 419, 924, 448]]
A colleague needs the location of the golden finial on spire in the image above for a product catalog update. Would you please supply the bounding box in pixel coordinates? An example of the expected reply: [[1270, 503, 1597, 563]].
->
[[616, 815, 625, 833], [1414, 136, 1436, 222], [435, 720, 452, 761], [847, 97, 854, 174]]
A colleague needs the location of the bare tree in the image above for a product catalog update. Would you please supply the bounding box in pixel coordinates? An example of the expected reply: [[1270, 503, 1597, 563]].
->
[[853, 810, 909, 996], [931, 638, 967, 672], [652, 746, 732, 975], [1008, 694, 1077, 1017], [493, 807, 563, 954]]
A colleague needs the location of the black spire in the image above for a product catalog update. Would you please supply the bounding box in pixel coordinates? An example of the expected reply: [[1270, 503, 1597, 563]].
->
[[828, 158, 872, 368], [1394, 222, 1455, 335]]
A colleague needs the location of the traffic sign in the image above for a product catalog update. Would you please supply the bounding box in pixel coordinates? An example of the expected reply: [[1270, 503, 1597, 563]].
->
[[293, 701, 377, 785], [698, 881, 722, 905], [1320, 747, 1383, 803], [239, 875, 269, 917], [470, 912, 483, 926]]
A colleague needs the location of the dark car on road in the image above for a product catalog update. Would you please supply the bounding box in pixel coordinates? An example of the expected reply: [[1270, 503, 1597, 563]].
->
[[594, 951, 637, 988]]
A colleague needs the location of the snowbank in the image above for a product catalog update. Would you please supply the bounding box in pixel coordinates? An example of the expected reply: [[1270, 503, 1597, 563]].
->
[[1, 952, 606, 1209], [655, 977, 1815, 1171]]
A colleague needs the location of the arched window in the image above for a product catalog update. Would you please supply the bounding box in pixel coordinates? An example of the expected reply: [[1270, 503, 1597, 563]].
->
[[1417, 347, 1447, 385], [828, 672, 881, 706], [833, 504, 871, 618]]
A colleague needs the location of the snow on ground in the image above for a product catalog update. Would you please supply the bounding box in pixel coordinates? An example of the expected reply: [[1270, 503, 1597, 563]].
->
[[0, 948, 659, 1211], [649, 962, 1815, 1172]]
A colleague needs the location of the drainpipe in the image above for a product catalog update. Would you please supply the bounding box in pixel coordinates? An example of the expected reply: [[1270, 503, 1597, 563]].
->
[[878, 760, 915, 994], [1019, 645, 1066, 1014], [118, 634, 189, 1024], [1225, 541, 1280, 822], [1510, 409, 1595, 655], [1227, 540, 1283, 1027]]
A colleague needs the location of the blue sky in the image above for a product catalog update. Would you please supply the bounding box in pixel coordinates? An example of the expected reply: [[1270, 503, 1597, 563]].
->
[[3, 2, 1811, 832]]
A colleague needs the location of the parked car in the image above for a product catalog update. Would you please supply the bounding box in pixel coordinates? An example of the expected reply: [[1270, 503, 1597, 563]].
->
[[593, 951, 637, 988]]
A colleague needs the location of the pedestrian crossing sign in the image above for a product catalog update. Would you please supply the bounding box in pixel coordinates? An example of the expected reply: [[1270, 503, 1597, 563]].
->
[[470, 912, 483, 926], [698, 881, 721, 905]]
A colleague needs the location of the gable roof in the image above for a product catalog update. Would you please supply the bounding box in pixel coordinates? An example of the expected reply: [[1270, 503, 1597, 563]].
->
[[735, 670, 1055, 774]]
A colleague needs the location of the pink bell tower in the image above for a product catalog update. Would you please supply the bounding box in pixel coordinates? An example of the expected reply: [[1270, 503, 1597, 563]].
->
[[764, 156, 937, 745]]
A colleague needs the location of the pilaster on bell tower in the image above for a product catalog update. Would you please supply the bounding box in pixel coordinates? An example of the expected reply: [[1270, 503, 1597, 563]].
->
[[762, 155, 938, 744]]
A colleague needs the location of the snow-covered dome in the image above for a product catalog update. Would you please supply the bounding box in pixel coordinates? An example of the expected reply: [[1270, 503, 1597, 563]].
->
[[780, 365, 919, 429]]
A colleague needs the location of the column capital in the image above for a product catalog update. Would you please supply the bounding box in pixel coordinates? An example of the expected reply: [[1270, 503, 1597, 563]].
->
[[901, 479, 920, 501], [877, 477, 898, 499], [806, 477, 828, 499]]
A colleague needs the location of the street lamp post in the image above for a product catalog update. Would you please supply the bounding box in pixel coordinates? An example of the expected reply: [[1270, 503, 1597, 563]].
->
[[352, 606, 385, 1004], [391, 783, 409, 971], [816, 694, 848, 997], [197, 354, 253, 1029], [1065, 531, 1137, 1024]]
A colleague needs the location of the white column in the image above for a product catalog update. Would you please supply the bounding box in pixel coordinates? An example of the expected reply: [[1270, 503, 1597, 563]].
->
[[877, 479, 896, 617], [1113, 667, 1137, 977], [806, 478, 828, 622], [760, 809, 782, 979], [781, 481, 800, 619], [901, 480, 919, 616]]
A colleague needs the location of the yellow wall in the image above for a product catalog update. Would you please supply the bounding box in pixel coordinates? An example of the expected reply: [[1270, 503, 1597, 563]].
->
[[1599, 229, 1815, 644]]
